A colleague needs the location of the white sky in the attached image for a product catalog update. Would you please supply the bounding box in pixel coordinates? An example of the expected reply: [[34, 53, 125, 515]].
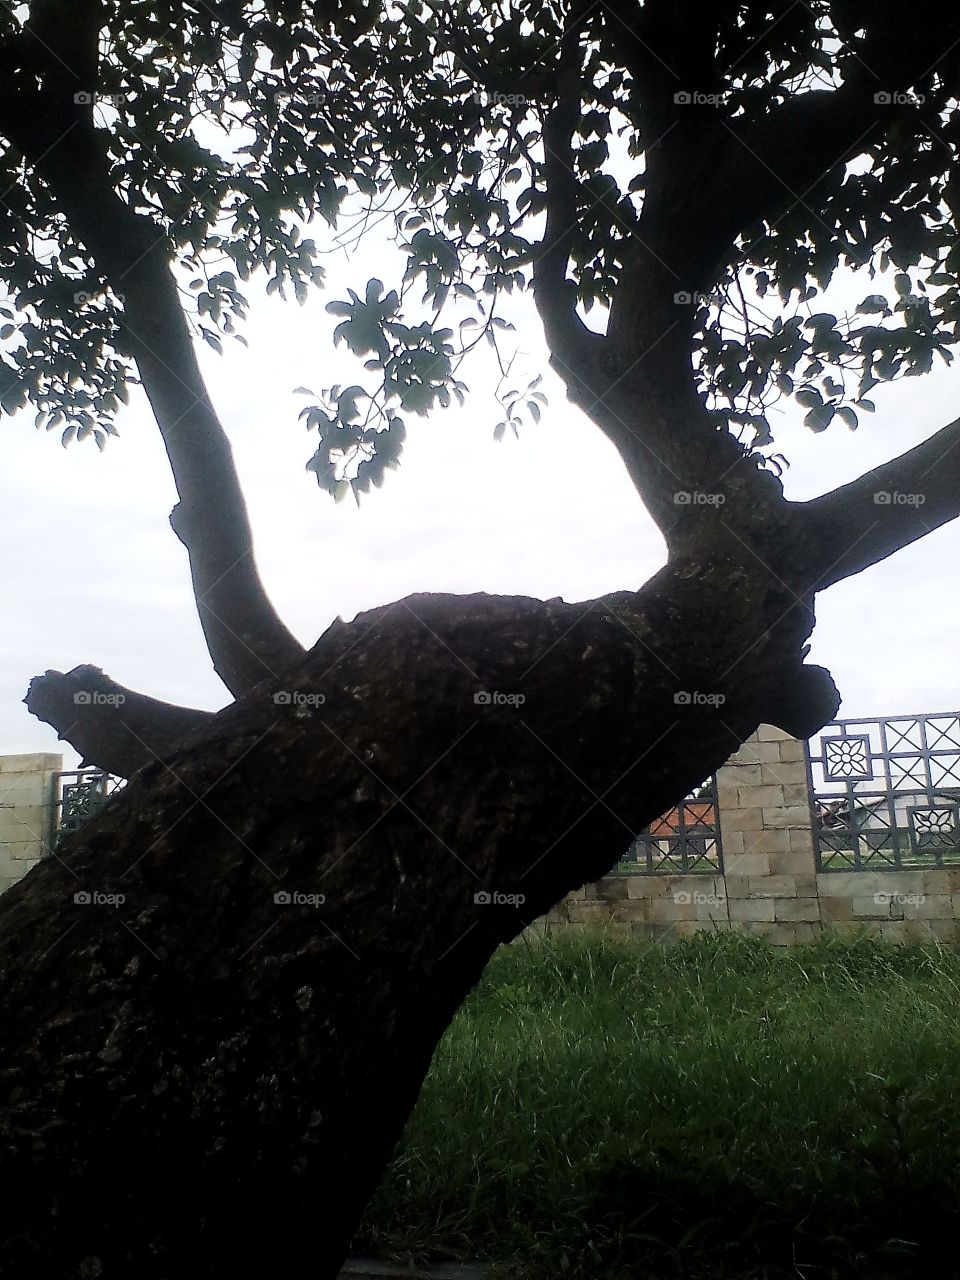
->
[[2, 232, 960, 769]]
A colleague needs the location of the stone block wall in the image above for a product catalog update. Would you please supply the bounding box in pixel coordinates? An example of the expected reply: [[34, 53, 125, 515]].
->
[[547, 726, 960, 945], [0, 753, 62, 893]]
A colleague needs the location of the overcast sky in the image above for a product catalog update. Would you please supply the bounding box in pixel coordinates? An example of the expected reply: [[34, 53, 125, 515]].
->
[[2, 233, 960, 771]]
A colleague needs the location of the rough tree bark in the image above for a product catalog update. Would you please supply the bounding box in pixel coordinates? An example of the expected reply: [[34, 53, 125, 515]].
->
[[1, 568, 837, 1279]]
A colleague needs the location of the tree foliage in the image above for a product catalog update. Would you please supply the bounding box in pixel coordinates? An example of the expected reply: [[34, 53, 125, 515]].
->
[[2, 0, 960, 481]]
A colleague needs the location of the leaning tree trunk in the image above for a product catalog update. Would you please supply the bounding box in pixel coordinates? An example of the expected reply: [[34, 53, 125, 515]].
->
[[0, 561, 837, 1279]]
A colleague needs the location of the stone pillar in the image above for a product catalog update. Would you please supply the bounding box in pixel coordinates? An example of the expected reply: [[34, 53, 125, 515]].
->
[[0, 753, 63, 893], [716, 725, 821, 943]]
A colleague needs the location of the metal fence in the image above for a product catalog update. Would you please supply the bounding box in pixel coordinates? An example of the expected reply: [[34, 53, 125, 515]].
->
[[618, 776, 723, 874], [53, 769, 125, 846], [805, 713, 960, 871]]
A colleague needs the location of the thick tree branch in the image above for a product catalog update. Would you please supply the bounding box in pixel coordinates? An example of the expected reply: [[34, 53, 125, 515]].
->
[[24, 665, 213, 778], [532, 14, 606, 386], [603, 2, 960, 304], [705, 84, 882, 275], [598, 8, 955, 460], [531, 6, 762, 532], [799, 414, 960, 592], [0, 2, 305, 697]]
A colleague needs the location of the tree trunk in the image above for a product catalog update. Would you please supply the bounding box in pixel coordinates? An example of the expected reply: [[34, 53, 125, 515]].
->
[[0, 566, 837, 1279]]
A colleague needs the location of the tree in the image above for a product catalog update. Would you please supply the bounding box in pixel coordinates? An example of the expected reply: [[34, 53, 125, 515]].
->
[[1, 1, 959, 1274]]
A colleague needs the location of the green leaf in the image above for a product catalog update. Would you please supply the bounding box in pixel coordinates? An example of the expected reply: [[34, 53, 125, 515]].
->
[[857, 294, 890, 315], [804, 404, 835, 432], [795, 387, 823, 408]]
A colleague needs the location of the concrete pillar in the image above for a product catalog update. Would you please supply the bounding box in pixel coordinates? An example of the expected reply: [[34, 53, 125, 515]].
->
[[717, 725, 821, 944], [0, 753, 63, 893]]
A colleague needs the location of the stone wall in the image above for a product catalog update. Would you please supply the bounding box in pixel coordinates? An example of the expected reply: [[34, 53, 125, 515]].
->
[[547, 726, 960, 944], [0, 753, 62, 894]]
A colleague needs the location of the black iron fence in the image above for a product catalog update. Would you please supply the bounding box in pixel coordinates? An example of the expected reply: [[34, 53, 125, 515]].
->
[[618, 776, 723, 874], [805, 713, 960, 871], [53, 769, 125, 846]]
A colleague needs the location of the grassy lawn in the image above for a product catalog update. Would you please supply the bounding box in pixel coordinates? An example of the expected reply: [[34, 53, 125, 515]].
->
[[354, 930, 960, 1278]]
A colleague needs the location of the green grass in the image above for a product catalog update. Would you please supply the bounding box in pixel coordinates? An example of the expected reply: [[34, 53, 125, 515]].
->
[[354, 930, 960, 1278]]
